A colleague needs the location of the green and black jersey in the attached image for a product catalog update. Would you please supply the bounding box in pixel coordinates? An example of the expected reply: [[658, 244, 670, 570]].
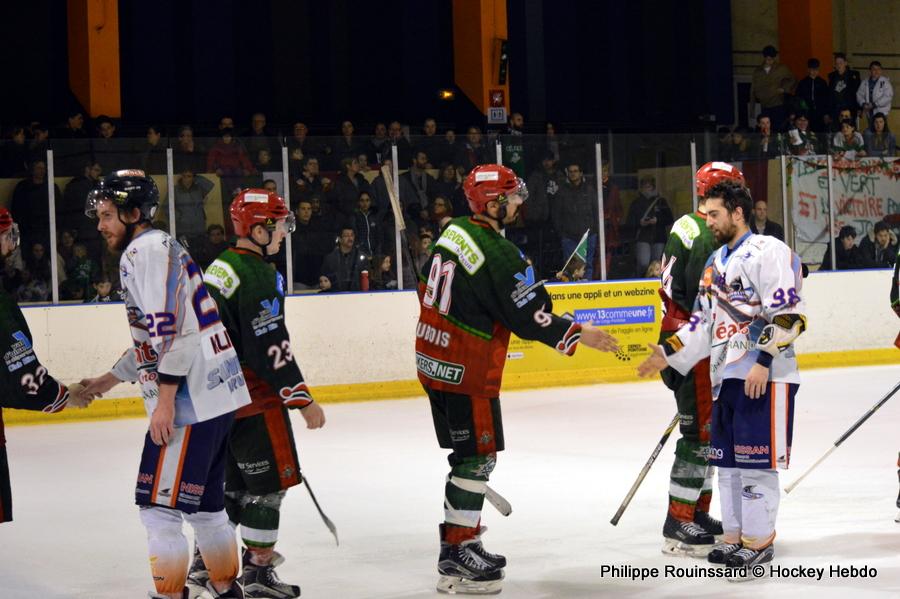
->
[[0, 290, 69, 443], [659, 211, 718, 332], [416, 216, 581, 397], [204, 248, 312, 419]]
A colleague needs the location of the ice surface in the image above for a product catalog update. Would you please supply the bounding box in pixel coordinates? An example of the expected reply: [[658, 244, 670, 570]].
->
[[1, 364, 898, 598]]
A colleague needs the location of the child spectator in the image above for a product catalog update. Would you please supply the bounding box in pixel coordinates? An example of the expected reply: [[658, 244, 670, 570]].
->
[[832, 119, 866, 160], [370, 254, 398, 290], [863, 113, 896, 157], [67, 242, 100, 297], [85, 273, 121, 303]]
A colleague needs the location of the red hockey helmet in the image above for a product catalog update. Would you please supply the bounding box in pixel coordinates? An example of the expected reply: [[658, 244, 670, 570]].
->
[[230, 189, 295, 237], [463, 164, 528, 215], [0, 207, 20, 250], [696, 161, 745, 198]]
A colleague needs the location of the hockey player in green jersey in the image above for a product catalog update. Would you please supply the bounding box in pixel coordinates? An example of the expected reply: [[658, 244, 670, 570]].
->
[[416, 164, 620, 594], [891, 245, 899, 516], [198, 189, 325, 599], [0, 208, 90, 525], [657, 162, 745, 556]]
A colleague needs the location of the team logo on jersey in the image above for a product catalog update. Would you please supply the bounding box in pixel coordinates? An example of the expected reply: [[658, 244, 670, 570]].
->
[[511, 265, 542, 307], [252, 299, 283, 336], [435, 225, 484, 274], [279, 383, 312, 403], [204, 260, 240, 298], [261, 298, 280, 317], [4, 331, 35, 372]]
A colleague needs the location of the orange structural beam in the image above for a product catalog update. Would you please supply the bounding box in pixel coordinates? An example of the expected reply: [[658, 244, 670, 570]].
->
[[452, 0, 509, 116], [777, 0, 833, 81], [67, 0, 121, 117]]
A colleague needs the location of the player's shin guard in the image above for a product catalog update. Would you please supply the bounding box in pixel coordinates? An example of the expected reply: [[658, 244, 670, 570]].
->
[[717, 467, 743, 544], [443, 454, 495, 544], [237, 491, 285, 550], [740, 469, 779, 549], [185, 510, 239, 589], [140, 506, 190, 595], [668, 438, 709, 521]]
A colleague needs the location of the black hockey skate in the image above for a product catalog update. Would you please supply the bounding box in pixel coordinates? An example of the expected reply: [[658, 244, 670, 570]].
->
[[205, 580, 245, 598], [442, 524, 507, 570], [241, 547, 301, 599], [186, 546, 210, 599], [661, 513, 714, 557], [437, 542, 504, 595], [725, 544, 775, 582], [693, 511, 723, 536], [706, 541, 742, 564]]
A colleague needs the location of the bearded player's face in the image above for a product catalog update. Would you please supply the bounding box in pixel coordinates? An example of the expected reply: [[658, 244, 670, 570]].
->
[[96, 201, 134, 251], [705, 197, 738, 244]]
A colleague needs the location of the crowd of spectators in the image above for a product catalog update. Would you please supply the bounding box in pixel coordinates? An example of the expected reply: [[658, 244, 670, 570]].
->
[[1, 54, 898, 303]]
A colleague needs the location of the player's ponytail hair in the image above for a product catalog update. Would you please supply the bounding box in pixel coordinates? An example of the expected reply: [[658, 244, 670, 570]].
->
[[706, 181, 753, 224]]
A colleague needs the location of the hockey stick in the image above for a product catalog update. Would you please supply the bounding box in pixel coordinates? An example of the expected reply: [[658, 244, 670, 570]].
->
[[302, 473, 339, 546], [785, 379, 900, 494], [380, 163, 418, 286], [610, 413, 680, 526], [485, 484, 512, 516]]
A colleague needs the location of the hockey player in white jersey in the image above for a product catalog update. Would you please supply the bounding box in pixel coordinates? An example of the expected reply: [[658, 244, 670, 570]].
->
[[638, 181, 806, 577], [77, 171, 251, 599]]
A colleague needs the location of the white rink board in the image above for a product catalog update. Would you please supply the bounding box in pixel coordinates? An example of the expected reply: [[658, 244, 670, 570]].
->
[[19, 269, 898, 399]]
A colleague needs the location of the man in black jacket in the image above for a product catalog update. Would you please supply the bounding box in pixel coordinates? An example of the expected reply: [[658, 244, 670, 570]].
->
[[749, 199, 785, 241], [552, 160, 598, 279], [796, 58, 830, 132]]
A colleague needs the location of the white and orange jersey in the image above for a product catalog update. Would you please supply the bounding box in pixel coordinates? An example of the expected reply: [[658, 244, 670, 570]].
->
[[110, 229, 250, 424], [663, 232, 806, 398]]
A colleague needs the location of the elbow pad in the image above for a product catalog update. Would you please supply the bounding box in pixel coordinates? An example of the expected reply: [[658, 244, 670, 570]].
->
[[756, 313, 807, 357]]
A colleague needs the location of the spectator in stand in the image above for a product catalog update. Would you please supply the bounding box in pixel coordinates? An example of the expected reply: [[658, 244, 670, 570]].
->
[[331, 157, 371, 219], [552, 159, 598, 279], [173, 168, 214, 244], [827, 53, 862, 125], [787, 113, 819, 155], [440, 129, 465, 167], [252, 148, 276, 179], [601, 160, 624, 277], [352, 191, 381, 258], [56, 110, 88, 139], [54, 110, 92, 175], [645, 260, 662, 279], [722, 127, 752, 161], [863, 113, 896, 157], [60, 160, 103, 259], [461, 126, 492, 174], [387, 121, 413, 167], [369, 254, 397, 290], [751, 45, 795, 130], [425, 195, 453, 238], [859, 220, 898, 268], [57, 229, 76, 273], [334, 120, 362, 165], [292, 199, 333, 289], [832, 119, 866, 160], [21, 241, 52, 300], [244, 112, 279, 167], [287, 121, 316, 159], [370, 157, 416, 225], [857, 61, 894, 120], [218, 116, 236, 132], [320, 226, 366, 292], [262, 179, 278, 195], [190, 224, 230, 270], [402, 150, 437, 226], [625, 175, 674, 278], [795, 58, 830, 131], [141, 125, 168, 175], [368, 122, 390, 164], [15, 267, 50, 302], [12, 160, 59, 251], [207, 127, 254, 199], [413, 229, 434, 273], [508, 112, 525, 135], [525, 152, 561, 275], [749, 199, 785, 241], [751, 114, 780, 158], [545, 122, 561, 161], [60, 278, 85, 302], [433, 163, 467, 218], [830, 107, 853, 135], [418, 118, 443, 167], [66, 242, 99, 297], [820, 225, 867, 270], [92, 115, 130, 173], [1, 126, 29, 177], [85, 273, 121, 303], [27, 123, 50, 166], [294, 156, 331, 202], [173, 125, 205, 174]]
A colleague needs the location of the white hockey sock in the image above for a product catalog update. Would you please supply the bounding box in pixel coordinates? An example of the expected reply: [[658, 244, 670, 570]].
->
[[185, 510, 239, 587], [717, 467, 742, 543], [140, 506, 189, 595], [740, 468, 779, 548]]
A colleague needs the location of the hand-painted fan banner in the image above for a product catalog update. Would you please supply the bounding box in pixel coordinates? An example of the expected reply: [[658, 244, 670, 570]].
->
[[789, 156, 900, 242]]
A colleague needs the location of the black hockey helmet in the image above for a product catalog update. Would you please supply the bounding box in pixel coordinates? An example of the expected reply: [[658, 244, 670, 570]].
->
[[85, 169, 159, 221]]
